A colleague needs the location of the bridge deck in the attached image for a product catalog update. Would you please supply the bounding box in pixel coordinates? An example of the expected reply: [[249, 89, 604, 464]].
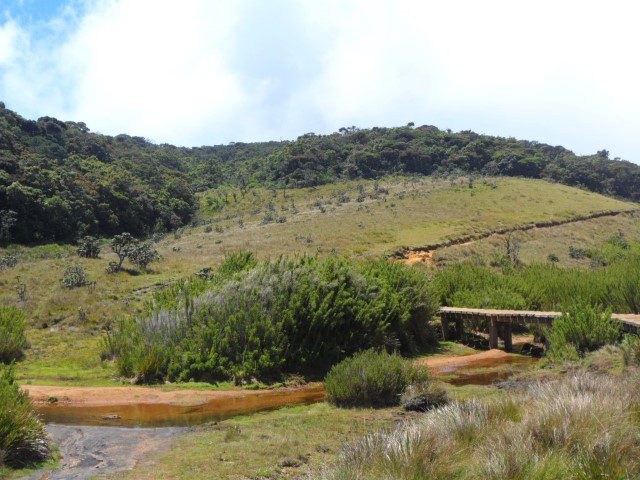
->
[[437, 306, 640, 350], [438, 306, 640, 328]]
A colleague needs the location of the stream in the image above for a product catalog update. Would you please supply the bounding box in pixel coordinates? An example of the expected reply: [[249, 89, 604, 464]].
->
[[23, 352, 537, 479]]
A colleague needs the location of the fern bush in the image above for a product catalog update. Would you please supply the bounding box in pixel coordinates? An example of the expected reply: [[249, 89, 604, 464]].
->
[[324, 349, 429, 407], [104, 255, 438, 383], [546, 304, 621, 361], [0, 306, 27, 364], [0, 365, 49, 469]]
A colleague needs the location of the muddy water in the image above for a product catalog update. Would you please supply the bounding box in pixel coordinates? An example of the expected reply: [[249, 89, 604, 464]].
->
[[36, 385, 326, 428], [432, 355, 538, 386], [35, 354, 537, 429]]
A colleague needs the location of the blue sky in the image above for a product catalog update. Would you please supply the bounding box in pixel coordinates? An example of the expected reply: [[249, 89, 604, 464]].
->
[[1, 1, 639, 163], [3, 0, 68, 23]]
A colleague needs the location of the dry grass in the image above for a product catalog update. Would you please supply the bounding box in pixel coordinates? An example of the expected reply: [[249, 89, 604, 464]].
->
[[321, 370, 640, 479]]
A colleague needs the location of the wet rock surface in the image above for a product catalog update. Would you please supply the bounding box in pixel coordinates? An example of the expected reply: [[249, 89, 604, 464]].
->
[[23, 424, 183, 480]]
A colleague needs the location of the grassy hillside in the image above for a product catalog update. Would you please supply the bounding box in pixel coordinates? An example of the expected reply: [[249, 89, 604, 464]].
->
[[2, 103, 640, 243], [0, 176, 635, 385]]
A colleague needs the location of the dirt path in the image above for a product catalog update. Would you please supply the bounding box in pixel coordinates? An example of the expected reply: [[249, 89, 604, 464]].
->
[[24, 424, 182, 480], [399, 209, 637, 266]]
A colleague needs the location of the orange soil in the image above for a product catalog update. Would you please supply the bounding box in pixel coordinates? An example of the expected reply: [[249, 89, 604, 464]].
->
[[404, 250, 434, 266], [24, 383, 320, 407]]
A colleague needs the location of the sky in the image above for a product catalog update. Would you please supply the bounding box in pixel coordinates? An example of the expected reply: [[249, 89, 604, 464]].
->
[[0, 0, 639, 163]]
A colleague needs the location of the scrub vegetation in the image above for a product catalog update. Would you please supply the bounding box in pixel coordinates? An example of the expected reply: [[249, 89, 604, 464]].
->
[[324, 349, 429, 407], [103, 254, 437, 383], [0, 365, 49, 472], [435, 236, 640, 313], [0, 306, 27, 363]]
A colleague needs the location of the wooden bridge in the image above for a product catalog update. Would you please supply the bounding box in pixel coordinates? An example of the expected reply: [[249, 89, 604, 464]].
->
[[438, 307, 640, 351]]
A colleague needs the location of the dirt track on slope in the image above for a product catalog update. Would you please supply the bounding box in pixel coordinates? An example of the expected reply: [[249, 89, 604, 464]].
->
[[398, 209, 638, 266]]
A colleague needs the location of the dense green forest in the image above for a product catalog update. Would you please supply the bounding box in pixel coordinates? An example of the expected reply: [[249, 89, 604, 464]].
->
[[1, 103, 639, 243]]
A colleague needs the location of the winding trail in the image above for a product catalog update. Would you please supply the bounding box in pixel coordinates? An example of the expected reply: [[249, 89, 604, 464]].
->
[[398, 209, 638, 266]]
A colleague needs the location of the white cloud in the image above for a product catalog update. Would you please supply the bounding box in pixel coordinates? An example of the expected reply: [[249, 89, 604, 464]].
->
[[1, 0, 640, 161]]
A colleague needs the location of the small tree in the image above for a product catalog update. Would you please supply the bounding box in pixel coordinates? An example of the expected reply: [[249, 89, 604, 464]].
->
[[77, 236, 101, 258], [61, 264, 88, 288], [110, 233, 137, 271], [129, 243, 160, 272]]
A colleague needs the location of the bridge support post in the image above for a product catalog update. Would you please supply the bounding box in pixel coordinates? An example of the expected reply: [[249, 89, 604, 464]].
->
[[489, 318, 499, 349], [502, 322, 513, 352], [455, 319, 464, 340], [441, 318, 451, 340]]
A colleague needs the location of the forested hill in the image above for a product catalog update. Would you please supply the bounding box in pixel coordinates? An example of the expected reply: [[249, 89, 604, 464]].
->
[[1, 103, 639, 243]]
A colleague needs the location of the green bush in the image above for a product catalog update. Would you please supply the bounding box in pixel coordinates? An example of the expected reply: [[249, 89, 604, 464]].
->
[[0, 364, 49, 468], [104, 255, 438, 383], [0, 307, 27, 364], [620, 334, 640, 366], [61, 264, 87, 288], [324, 349, 428, 407], [76, 236, 100, 258], [546, 304, 621, 361]]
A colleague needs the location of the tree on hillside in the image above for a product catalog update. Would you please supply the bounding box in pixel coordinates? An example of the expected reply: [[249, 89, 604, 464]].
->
[[129, 243, 160, 272], [110, 233, 138, 271]]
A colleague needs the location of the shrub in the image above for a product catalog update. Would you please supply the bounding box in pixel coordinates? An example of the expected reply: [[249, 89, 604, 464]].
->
[[76, 236, 100, 258], [61, 264, 87, 288], [0, 254, 18, 270], [105, 261, 120, 274], [0, 307, 27, 364], [0, 365, 49, 468], [324, 349, 429, 407], [546, 304, 621, 361], [129, 243, 160, 272], [104, 256, 437, 383], [620, 334, 640, 366]]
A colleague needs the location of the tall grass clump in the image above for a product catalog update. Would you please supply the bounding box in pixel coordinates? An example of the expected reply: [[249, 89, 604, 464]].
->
[[0, 365, 49, 469], [546, 304, 621, 361], [435, 246, 640, 314], [324, 350, 428, 407], [104, 255, 438, 383], [0, 306, 27, 364], [321, 371, 640, 480]]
